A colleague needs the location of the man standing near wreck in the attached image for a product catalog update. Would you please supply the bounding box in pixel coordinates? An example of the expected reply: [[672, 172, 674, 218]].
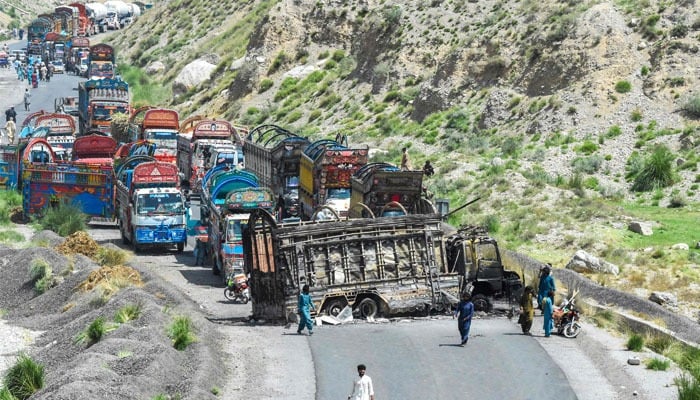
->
[[297, 284, 315, 335], [348, 364, 375, 400], [454, 292, 474, 346]]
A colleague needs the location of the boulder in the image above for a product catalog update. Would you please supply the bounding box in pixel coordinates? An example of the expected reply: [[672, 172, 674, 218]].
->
[[649, 291, 678, 307], [628, 221, 653, 236], [229, 56, 246, 71], [565, 250, 619, 275], [172, 59, 217, 96], [145, 61, 165, 75], [671, 243, 689, 251]]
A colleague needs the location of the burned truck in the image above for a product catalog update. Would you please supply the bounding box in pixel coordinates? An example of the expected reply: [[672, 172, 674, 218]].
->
[[444, 225, 523, 311], [244, 212, 460, 322]]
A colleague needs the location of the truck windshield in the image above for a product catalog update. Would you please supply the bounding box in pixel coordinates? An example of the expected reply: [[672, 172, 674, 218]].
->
[[477, 242, 499, 261], [327, 188, 351, 199], [145, 131, 178, 149], [226, 217, 249, 242], [137, 193, 183, 215]]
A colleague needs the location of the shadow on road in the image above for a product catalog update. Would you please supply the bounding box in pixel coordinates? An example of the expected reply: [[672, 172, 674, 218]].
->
[[179, 268, 222, 287]]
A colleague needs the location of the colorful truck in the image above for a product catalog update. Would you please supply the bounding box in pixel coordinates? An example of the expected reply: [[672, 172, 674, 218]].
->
[[200, 167, 273, 278], [87, 43, 116, 80], [244, 212, 459, 322], [78, 78, 130, 135], [114, 157, 187, 252], [34, 113, 77, 158], [69, 3, 94, 36], [243, 124, 310, 220], [349, 162, 434, 218], [54, 6, 79, 38], [298, 139, 369, 220], [176, 120, 242, 198], [21, 138, 115, 218], [130, 108, 180, 164]]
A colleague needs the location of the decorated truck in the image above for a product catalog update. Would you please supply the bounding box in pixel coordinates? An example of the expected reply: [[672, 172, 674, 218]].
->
[[69, 3, 94, 36], [243, 125, 310, 220], [244, 212, 459, 322], [298, 139, 369, 220], [87, 43, 116, 80], [22, 138, 115, 218], [176, 120, 242, 198], [34, 113, 77, 158], [131, 108, 180, 164], [78, 78, 130, 135], [200, 167, 274, 279], [114, 157, 187, 252], [349, 162, 434, 218]]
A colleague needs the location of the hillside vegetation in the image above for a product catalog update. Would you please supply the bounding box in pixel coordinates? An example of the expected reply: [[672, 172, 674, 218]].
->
[[108, 0, 700, 315]]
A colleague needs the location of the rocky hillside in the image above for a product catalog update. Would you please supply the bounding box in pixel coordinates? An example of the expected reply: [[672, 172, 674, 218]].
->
[[109, 0, 700, 307]]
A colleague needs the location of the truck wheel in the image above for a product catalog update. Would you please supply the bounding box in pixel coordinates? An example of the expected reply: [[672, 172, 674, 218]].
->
[[176, 242, 184, 253], [471, 294, 492, 312], [357, 298, 379, 319], [120, 222, 130, 245], [324, 298, 348, 317]]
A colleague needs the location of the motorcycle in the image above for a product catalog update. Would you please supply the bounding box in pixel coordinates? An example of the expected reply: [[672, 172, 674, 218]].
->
[[553, 296, 582, 338], [224, 273, 250, 304]]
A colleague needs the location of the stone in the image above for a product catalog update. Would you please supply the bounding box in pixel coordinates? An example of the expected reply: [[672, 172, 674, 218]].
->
[[628, 221, 653, 236], [145, 61, 165, 75], [565, 250, 620, 275], [671, 243, 689, 251], [229, 57, 246, 71], [649, 292, 678, 307], [491, 157, 504, 167], [172, 59, 217, 96], [627, 357, 641, 365]]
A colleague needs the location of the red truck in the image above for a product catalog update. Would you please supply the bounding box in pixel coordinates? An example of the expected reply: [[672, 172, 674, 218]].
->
[[130, 108, 180, 164]]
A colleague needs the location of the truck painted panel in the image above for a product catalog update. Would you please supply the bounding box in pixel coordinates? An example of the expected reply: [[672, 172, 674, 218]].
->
[[88, 43, 116, 79], [22, 162, 114, 217], [298, 139, 369, 219], [0, 146, 19, 190], [72, 134, 118, 161], [142, 109, 179, 130]]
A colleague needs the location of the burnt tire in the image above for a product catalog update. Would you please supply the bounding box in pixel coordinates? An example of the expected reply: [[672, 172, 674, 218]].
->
[[357, 298, 379, 319], [471, 294, 492, 312], [324, 298, 348, 317]]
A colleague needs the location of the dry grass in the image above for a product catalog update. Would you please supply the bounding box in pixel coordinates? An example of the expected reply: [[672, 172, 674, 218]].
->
[[76, 265, 144, 300], [55, 231, 99, 259]]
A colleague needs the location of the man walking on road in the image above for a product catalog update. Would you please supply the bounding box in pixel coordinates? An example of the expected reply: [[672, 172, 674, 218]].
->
[[296, 284, 315, 335], [24, 89, 31, 111], [5, 106, 16, 123], [348, 364, 375, 400], [454, 292, 474, 346]]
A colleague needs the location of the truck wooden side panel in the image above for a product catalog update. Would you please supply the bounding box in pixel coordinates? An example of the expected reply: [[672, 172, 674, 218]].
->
[[350, 164, 424, 215], [246, 213, 453, 321]]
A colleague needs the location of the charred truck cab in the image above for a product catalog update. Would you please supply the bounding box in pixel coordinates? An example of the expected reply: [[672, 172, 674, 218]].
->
[[445, 226, 523, 311]]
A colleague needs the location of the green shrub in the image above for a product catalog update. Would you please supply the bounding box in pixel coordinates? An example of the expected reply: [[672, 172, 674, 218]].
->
[[0, 387, 16, 400], [0, 230, 24, 243], [75, 317, 116, 346], [606, 125, 622, 138], [95, 247, 128, 267], [572, 155, 603, 174], [676, 374, 700, 400], [168, 316, 197, 350], [258, 79, 274, 93], [0, 191, 22, 225], [683, 95, 700, 118], [331, 50, 345, 62], [631, 145, 675, 192], [615, 80, 632, 93], [631, 109, 643, 122], [114, 303, 143, 324], [34, 203, 87, 236], [575, 140, 598, 155], [645, 358, 670, 371], [483, 215, 500, 233], [3, 354, 44, 400], [627, 333, 645, 351], [641, 66, 649, 76], [308, 109, 322, 122]]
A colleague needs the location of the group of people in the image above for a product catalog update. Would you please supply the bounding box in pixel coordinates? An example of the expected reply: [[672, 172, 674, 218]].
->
[[518, 263, 557, 336], [14, 58, 53, 88]]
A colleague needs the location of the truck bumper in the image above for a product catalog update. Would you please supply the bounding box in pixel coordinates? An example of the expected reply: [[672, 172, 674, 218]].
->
[[134, 227, 186, 244]]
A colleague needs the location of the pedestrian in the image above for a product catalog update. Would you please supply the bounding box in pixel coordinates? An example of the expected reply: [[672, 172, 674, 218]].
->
[[347, 364, 375, 400], [542, 290, 555, 337], [518, 286, 535, 335], [453, 291, 474, 346], [297, 284, 315, 335], [5, 106, 16, 122], [537, 264, 556, 311], [423, 160, 434, 176], [24, 89, 31, 111], [4, 120, 15, 144], [400, 147, 411, 171]]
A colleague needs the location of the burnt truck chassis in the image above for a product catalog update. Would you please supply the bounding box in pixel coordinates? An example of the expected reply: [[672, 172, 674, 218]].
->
[[245, 211, 463, 323]]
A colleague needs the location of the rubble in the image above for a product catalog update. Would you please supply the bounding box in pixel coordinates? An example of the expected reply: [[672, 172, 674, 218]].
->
[[55, 231, 99, 259]]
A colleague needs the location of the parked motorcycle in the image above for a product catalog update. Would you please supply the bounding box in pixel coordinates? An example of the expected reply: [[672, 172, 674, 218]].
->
[[224, 273, 250, 304], [553, 296, 582, 338]]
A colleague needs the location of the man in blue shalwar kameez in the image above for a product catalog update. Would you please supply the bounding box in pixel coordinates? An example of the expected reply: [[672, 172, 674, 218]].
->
[[542, 290, 555, 337], [454, 292, 474, 346], [297, 284, 315, 335]]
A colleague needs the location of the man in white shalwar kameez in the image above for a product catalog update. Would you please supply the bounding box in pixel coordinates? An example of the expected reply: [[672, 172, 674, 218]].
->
[[348, 364, 375, 400]]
